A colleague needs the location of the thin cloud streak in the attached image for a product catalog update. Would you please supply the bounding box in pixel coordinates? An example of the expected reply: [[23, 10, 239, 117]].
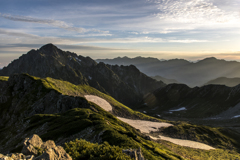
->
[[0, 28, 40, 38], [0, 13, 110, 34]]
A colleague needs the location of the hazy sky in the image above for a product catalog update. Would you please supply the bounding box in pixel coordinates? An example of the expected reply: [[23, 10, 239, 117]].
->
[[0, 0, 240, 67]]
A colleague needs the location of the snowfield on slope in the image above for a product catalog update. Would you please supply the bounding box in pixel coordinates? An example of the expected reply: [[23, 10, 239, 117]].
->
[[117, 117, 173, 133], [150, 136, 215, 150], [85, 95, 112, 112], [85, 95, 215, 150]]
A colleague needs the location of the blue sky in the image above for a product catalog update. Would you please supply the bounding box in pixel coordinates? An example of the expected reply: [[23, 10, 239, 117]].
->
[[0, 0, 240, 67]]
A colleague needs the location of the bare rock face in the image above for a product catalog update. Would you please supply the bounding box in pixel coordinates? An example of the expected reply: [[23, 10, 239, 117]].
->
[[22, 135, 44, 156], [0, 153, 34, 160], [21, 134, 72, 160], [122, 147, 146, 160], [34, 146, 72, 160]]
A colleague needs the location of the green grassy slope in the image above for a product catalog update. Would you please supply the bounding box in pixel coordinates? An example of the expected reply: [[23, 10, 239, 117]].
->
[[0, 76, 8, 81], [25, 74, 165, 121]]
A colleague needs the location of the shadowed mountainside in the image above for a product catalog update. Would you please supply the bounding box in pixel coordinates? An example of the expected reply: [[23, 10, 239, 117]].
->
[[0, 44, 165, 107], [137, 83, 240, 120]]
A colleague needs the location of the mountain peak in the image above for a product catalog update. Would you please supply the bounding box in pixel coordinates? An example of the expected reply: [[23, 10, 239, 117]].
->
[[38, 43, 61, 57], [39, 43, 59, 52], [202, 57, 217, 61]]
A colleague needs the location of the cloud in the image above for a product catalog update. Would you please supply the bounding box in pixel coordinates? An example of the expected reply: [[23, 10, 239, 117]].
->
[[167, 39, 210, 43], [0, 28, 39, 38], [0, 43, 124, 51], [150, 0, 239, 23], [0, 13, 109, 34]]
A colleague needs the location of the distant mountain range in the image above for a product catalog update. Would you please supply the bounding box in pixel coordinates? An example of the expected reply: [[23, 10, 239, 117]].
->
[[151, 75, 179, 84], [97, 56, 240, 87], [0, 44, 165, 106], [204, 77, 240, 87]]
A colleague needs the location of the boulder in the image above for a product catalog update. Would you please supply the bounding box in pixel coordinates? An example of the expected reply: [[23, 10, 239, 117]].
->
[[34, 146, 72, 160], [21, 134, 72, 160], [21, 134, 43, 156]]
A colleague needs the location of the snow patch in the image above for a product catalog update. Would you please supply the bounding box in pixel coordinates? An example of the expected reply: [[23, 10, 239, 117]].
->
[[117, 117, 173, 133], [84, 95, 112, 112], [143, 111, 147, 113], [75, 57, 81, 64], [169, 107, 187, 112], [232, 115, 240, 119], [76, 57, 81, 62], [88, 76, 92, 80], [150, 135, 215, 150]]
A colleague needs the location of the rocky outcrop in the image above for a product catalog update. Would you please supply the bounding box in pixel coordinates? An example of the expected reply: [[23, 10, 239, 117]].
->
[[0, 135, 72, 160], [0, 44, 165, 106], [122, 147, 146, 160], [0, 153, 34, 160]]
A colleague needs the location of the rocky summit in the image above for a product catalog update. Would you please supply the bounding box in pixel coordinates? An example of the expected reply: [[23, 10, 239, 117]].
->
[[0, 44, 165, 106]]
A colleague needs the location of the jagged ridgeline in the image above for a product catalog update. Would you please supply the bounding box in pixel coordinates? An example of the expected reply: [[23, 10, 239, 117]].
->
[[0, 44, 165, 107], [0, 74, 183, 160], [138, 83, 240, 119]]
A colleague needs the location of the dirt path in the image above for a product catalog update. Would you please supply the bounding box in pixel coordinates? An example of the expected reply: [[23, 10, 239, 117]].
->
[[85, 95, 215, 150]]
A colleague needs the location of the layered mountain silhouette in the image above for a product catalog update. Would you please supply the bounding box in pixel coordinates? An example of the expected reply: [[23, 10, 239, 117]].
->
[[0, 44, 165, 106], [204, 77, 240, 87], [151, 75, 179, 84], [97, 56, 240, 87]]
